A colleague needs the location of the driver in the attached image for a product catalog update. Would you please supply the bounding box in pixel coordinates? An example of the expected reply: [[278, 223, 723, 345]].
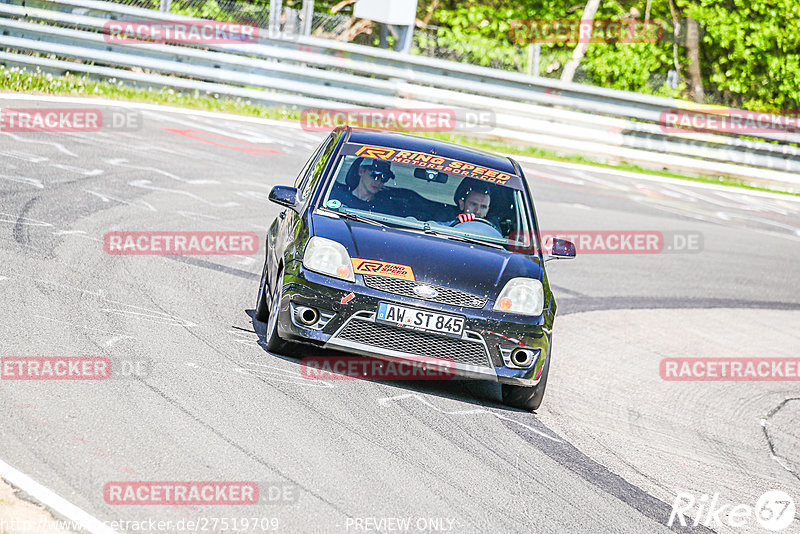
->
[[456, 186, 491, 223], [450, 179, 492, 224], [439, 178, 503, 238]]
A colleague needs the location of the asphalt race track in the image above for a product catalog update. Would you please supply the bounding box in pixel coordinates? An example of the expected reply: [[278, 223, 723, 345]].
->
[[1, 94, 799, 534]]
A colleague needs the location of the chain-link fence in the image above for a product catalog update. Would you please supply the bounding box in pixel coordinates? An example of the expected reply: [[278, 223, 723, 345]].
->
[[103, 0, 592, 81]]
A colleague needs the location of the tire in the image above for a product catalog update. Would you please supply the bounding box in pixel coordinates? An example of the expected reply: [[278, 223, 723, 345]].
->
[[502, 354, 550, 411], [265, 269, 291, 354], [255, 261, 270, 323]]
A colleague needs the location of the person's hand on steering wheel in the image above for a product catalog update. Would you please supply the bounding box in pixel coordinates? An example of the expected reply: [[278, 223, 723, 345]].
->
[[450, 215, 496, 228]]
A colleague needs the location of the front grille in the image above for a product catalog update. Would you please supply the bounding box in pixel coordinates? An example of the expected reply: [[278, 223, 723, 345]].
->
[[336, 319, 491, 367], [363, 275, 488, 309]]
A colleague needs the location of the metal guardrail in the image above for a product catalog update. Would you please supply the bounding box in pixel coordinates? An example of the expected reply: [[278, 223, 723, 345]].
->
[[1, 0, 799, 191]]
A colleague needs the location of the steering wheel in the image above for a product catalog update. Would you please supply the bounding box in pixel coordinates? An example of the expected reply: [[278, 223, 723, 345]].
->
[[450, 218, 495, 228]]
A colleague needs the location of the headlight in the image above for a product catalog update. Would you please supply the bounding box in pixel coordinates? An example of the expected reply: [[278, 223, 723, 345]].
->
[[303, 237, 355, 282], [494, 278, 544, 316]]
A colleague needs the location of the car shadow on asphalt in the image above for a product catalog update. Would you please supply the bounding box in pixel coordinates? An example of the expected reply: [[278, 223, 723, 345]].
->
[[247, 309, 538, 416]]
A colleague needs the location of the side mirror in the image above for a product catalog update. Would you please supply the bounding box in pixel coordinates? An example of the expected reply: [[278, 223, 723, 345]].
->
[[547, 238, 576, 261], [269, 186, 298, 210]]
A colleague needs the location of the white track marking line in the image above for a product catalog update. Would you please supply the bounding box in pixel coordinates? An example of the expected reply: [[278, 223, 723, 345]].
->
[[85, 189, 157, 212], [106, 158, 217, 185], [570, 169, 632, 191], [175, 210, 221, 221], [128, 179, 239, 208], [0, 132, 78, 157], [378, 393, 562, 443], [0, 174, 44, 189], [516, 155, 800, 201], [0, 457, 119, 534], [0, 212, 53, 227], [4, 93, 792, 200], [33, 315, 134, 338], [147, 112, 295, 147], [0, 149, 49, 163], [49, 164, 104, 177]]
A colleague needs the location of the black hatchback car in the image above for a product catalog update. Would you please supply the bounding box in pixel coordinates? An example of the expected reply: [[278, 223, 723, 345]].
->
[[255, 127, 575, 411]]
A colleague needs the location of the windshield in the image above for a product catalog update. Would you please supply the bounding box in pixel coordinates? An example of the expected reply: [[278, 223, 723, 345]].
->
[[317, 147, 536, 252]]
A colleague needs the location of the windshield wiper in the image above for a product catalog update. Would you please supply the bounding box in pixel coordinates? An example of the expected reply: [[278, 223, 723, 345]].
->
[[421, 225, 505, 249], [337, 210, 389, 228]]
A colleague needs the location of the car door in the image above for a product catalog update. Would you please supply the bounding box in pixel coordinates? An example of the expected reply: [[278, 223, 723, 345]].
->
[[268, 131, 339, 292]]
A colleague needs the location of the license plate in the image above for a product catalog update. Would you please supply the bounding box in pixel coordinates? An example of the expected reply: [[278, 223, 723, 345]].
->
[[376, 302, 465, 338]]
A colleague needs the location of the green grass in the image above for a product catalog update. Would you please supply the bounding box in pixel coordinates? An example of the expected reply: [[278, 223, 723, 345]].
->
[[0, 66, 299, 121], [2, 65, 796, 196]]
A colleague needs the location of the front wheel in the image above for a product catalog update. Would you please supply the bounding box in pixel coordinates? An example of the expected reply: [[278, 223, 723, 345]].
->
[[502, 355, 550, 411], [254, 262, 270, 323], [265, 270, 291, 354]]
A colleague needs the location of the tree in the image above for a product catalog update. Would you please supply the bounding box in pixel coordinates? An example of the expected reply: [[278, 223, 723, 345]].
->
[[677, 0, 800, 110], [560, 0, 601, 83]]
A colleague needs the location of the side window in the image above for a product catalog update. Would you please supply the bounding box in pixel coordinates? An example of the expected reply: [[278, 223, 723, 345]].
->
[[294, 134, 330, 190], [301, 131, 340, 201]]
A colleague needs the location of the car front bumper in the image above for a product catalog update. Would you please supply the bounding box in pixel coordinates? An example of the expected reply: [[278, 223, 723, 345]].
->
[[275, 262, 553, 387]]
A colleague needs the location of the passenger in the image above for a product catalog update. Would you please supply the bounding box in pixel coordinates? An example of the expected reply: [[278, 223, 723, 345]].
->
[[330, 159, 394, 212]]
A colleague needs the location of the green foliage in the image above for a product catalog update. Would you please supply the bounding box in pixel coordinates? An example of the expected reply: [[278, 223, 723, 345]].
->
[[99, 0, 795, 110], [425, 0, 795, 110], [0, 66, 298, 120], [677, 0, 800, 110], [584, 41, 674, 94], [415, 28, 524, 70]]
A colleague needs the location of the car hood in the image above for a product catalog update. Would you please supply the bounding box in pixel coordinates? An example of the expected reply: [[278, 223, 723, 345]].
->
[[312, 213, 542, 298]]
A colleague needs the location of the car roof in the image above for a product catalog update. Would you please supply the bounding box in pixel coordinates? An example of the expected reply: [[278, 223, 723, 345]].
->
[[343, 127, 520, 175]]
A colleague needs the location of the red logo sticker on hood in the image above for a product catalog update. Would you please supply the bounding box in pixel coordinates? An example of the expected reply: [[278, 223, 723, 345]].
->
[[351, 259, 415, 281]]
